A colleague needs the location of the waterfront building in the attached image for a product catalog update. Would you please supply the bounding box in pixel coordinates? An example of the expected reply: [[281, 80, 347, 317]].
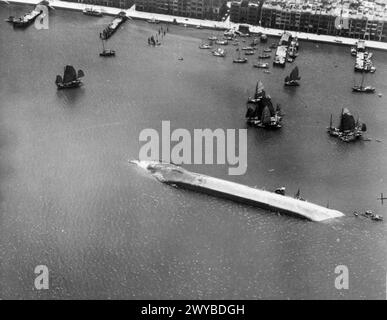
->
[[134, 0, 228, 20], [63, 0, 135, 9], [230, 0, 387, 42]]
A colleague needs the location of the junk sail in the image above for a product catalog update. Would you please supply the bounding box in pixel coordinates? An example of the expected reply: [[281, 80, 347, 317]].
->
[[246, 81, 282, 129], [328, 108, 367, 142], [339, 108, 356, 132], [284, 66, 301, 86], [55, 65, 84, 90]]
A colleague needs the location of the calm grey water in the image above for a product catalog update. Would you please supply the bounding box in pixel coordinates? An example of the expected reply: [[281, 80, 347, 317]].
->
[[0, 5, 386, 299]]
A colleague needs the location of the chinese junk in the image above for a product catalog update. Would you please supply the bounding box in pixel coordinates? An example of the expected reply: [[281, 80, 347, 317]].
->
[[352, 73, 375, 93], [328, 108, 367, 142], [233, 46, 247, 63], [55, 65, 85, 89], [100, 39, 115, 57], [246, 81, 282, 129], [284, 66, 301, 86]]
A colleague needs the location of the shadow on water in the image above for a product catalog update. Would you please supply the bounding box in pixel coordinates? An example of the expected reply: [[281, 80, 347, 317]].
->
[[55, 87, 85, 107]]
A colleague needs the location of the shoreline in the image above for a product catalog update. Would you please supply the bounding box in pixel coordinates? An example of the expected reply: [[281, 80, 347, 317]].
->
[[4, 0, 387, 51]]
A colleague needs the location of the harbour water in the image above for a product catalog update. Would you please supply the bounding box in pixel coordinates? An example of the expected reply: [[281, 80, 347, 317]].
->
[[0, 5, 386, 299]]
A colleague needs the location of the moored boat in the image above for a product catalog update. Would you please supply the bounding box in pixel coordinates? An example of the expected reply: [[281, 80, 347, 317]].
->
[[215, 39, 228, 45], [199, 42, 213, 49], [212, 47, 226, 57], [83, 7, 103, 17], [244, 49, 254, 55], [147, 17, 160, 24], [260, 34, 268, 43], [254, 50, 269, 69], [233, 46, 247, 63], [258, 53, 270, 59]]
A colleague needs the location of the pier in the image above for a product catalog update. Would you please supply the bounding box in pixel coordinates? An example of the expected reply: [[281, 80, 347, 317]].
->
[[132, 161, 345, 222]]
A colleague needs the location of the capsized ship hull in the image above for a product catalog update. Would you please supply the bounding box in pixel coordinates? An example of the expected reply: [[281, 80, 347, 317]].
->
[[130, 161, 344, 222]]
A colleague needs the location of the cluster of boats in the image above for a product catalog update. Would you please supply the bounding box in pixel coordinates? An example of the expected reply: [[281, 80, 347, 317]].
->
[[351, 40, 376, 93], [353, 40, 376, 73], [245, 81, 282, 129], [273, 32, 299, 67], [353, 210, 383, 221], [199, 29, 271, 59]]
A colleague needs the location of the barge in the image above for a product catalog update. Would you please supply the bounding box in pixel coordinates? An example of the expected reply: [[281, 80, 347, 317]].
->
[[12, 7, 42, 28], [100, 11, 128, 40]]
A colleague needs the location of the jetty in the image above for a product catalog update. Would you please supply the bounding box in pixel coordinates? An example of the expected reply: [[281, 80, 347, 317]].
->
[[131, 161, 345, 222]]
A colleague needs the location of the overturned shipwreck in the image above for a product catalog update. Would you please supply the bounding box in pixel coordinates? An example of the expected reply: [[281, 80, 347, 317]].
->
[[131, 160, 344, 222]]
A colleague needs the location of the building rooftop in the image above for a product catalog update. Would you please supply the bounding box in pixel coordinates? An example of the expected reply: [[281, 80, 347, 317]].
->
[[232, 0, 387, 21]]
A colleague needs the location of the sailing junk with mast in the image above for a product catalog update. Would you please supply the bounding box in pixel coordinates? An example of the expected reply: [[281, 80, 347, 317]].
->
[[55, 65, 85, 89], [246, 81, 282, 129], [99, 38, 115, 57], [328, 108, 367, 142], [284, 66, 301, 86], [233, 46, 248, 63], [352, 73, 375, 93], [254, 50, 269, 68]]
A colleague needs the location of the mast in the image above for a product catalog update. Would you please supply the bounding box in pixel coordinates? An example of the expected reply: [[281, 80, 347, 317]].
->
[[360, 72, 365, 89], [330, 114, 333, 129]]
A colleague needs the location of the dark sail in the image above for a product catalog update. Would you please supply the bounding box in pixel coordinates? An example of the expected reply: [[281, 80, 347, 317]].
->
[[55, 75, 63, 84], [261, 106, 271, 125], [246, 103, 256, 118], [361, 123, 367, 132], [263, 96, 275, 116], [285, 76, 290, 82], [77, 69, 85, 78], [339, 108, 356, 132], [289, 66, 301, 81], [255, 81, 264, 99], [63, 65, 77, 83]]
